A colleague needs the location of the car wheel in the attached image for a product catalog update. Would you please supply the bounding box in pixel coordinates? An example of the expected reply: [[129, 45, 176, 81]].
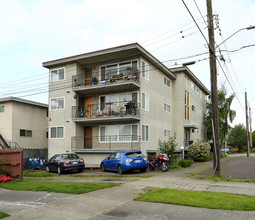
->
[[101, 163, 106, 172], [57, 166, 62, 174], [78, 169, 83, 173], [118, 165, 123, 174], [45, 165, 50, 173], [140, 167, 147, 173]]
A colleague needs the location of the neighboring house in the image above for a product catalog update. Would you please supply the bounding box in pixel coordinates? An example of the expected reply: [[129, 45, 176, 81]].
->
[[43, 43, 209, 167], [0, 97, 48, 149]]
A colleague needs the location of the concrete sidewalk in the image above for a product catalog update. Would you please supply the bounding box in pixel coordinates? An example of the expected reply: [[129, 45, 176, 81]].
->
[[3, 156, 255, 220]]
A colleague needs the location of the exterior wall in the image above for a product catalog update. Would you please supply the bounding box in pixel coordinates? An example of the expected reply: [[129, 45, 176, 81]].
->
[[139, 57, 173, 154], [0, 100, 48, 149], [172, 74, 186, 148], [172, 72, 207, 149], [11, 102, 48, 149], [48, 63, 77, 157], [0, 101, 13, 142]]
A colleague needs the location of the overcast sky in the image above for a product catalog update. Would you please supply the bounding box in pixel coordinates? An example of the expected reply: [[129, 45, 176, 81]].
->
[[0, 0, 255, 129]]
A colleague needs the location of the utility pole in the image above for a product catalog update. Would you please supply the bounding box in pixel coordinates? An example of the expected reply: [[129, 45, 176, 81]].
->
[[207, 0, 220, 176], [249, 106, 253, 152], [245, 92, 250, 157]]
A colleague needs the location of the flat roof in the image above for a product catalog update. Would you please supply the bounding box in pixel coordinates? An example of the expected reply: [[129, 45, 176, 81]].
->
[[43, 43, 176, 80], [0, 96, 48, 108]]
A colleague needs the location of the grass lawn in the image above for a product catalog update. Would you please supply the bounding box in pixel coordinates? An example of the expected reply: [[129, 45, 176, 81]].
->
[[135, 188, 255, 211], [23, 172, 154, 178], [0, 212, 9, 219], [0, 180, 119, 194]]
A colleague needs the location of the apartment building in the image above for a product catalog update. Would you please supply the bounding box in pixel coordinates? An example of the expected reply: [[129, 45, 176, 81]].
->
[[0, 97, 48, 149], [43, 43, 209, 166]]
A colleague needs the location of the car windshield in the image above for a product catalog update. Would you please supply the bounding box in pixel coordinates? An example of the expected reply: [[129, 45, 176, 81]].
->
[[62, 154, 79, 160], [125, 152, 144, 159]]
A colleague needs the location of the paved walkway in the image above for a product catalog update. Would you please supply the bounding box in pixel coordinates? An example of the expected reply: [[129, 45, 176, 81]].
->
[[2, 156, 255, 220]]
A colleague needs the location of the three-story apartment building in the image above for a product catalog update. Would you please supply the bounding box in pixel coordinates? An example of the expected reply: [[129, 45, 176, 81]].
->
[[43, 43, 209, 166]]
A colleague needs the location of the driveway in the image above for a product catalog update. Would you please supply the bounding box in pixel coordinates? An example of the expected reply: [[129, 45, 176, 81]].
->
[[1, 156, 255, 220]]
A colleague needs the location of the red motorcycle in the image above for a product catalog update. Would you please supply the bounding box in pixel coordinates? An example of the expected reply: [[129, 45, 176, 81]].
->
[[148, 154, 170, 172]]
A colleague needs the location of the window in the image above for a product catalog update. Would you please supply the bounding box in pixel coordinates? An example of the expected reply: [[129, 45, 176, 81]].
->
[[100, 60, 137, 80], [141, 60, 149, 80], [50, 126, 64, 139], [50, 97, 64, 110], [0, 106, 4, 112], [191, 82, 195, 91], [101, 92, 137, 111], [192, 105, 195, 111], [185, 77, 190, 120], [164, 77, 171, 87], [100, 124, 138, 142], [142, 125, 149, 142], [164, 103, 171, 113], [142, 92, 149, 111], [164, 129, 171, 138], [20, 129, 32, 137], [50, 68, 65, 82]]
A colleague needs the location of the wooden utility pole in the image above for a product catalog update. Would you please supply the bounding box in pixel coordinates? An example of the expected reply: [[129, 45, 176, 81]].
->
[[245, 92, 250, 157], [249, 106, 253, 152], [207, 0, 220, 176]]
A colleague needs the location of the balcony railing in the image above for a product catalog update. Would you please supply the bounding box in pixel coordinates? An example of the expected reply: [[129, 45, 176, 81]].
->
[[72, 68, 140, 88], [72, 101, 140, 121], [71, 135, 141, 152]]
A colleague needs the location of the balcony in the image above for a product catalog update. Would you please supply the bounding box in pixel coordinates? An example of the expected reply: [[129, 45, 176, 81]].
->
[[72, 101, 140, 123], [72, 68, 140, 95], [71, 135, 141, 153]]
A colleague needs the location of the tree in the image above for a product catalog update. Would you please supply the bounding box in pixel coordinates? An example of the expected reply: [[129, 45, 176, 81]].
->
[[204, 85, 236, 145], [158, 133, 178, 163], [227, 124, 246, 148]]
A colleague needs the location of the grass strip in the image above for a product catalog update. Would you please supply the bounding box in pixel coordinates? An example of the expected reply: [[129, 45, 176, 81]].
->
[[207, 176, 255, 183], [135, 188, 255, 211], [0, 212, 9, 219], [23, 172, 59, 177], [23, 172, 154, 178], [71, 174, 154, 178], [0, 180, 119, 194]]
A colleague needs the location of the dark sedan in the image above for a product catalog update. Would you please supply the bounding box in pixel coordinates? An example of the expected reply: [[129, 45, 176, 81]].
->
[[46, 153, 85, 174]]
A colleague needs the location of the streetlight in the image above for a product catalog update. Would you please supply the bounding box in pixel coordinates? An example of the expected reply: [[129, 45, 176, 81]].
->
[[216, 26, 255, 48]]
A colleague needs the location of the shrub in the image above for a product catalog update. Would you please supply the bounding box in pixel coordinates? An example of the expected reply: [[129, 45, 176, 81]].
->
[[0, 167, 11, 176], [220, 153, 227, 158], [158, 133, 178, 163], [170, 163, 182, 170], [178, 159, 193, 168], [188, 142, 211, 162]]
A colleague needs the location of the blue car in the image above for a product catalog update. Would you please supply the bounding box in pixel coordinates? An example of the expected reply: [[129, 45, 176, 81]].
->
[[100, 150, 148, 174]]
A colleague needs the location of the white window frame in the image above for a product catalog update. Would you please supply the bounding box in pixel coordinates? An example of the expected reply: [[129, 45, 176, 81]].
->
[[142, 92, 149, 111], [164, 102, 171, 113], [99, 124, 139, 143], [164, 129, 171, 138], [50, 126, 64, 139], [142, 124, 149, 142], [164, 76, 171, 87], [50, 67, 65, 82], [141, 59, 149, 81], [50, 97, 65, 110]]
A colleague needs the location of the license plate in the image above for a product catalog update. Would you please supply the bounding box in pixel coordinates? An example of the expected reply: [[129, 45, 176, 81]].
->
[[134, 160, 141, 163], [73, 161, 78, 164]]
